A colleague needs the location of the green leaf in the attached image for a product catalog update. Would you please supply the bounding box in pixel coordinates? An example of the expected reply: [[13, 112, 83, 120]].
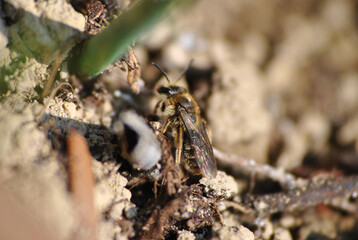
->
[[69, 0, 188, 77]]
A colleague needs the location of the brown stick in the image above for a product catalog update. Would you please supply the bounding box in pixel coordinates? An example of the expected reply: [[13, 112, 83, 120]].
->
[[249, 175, 358, 216], [67, 129, 97, 240]]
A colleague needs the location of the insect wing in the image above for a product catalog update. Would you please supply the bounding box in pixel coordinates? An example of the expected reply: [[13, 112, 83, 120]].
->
[[178, 107, 217, 178]]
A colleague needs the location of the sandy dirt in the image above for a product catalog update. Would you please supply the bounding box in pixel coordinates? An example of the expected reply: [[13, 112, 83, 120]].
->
[[1, 0, 358, 239]]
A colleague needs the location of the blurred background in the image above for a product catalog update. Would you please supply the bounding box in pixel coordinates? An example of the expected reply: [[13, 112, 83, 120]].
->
[[133, 0, 358, 175]]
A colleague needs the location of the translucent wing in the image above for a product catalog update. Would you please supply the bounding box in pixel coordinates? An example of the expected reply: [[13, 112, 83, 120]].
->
[[178, 107, 217, 178]]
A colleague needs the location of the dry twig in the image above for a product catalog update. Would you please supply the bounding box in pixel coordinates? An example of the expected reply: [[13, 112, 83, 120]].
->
[[247, 175, 358, 216], [213, 147, 307, 190], [67, 129, 97, 240], [222, 200, 252, 214]]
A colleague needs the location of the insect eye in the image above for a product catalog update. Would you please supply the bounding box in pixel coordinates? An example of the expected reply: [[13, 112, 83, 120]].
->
[[170, 86, 182, 93], [157, 87, 171, 95]]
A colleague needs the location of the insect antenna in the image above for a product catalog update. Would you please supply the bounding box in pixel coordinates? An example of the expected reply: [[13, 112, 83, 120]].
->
[[174, 59, 194, 83], [152, 62, 171, 83], [152, 60, 194, 85]]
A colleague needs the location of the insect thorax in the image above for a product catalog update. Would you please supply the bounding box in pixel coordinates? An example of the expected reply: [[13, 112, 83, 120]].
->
[[158, 92, 199, 119]]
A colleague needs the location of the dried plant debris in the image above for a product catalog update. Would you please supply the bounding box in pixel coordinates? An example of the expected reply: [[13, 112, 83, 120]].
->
[[87, 0, 104, 22], [140, 184, 221, 239], [115, 49, 144, 94], [72, 0, 106, 33], [247, 175, 358, 216]]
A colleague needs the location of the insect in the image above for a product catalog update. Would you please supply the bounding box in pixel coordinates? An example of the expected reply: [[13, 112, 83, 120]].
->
[[153, 62, 217, 179]]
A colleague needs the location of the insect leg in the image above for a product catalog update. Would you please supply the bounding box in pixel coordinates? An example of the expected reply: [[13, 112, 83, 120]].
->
[[162, 117, 174, 134], [174, 125, 184, 165]]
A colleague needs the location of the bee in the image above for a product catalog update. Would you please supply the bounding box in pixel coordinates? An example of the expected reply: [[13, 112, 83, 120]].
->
[[153, 62, 217, 179]]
